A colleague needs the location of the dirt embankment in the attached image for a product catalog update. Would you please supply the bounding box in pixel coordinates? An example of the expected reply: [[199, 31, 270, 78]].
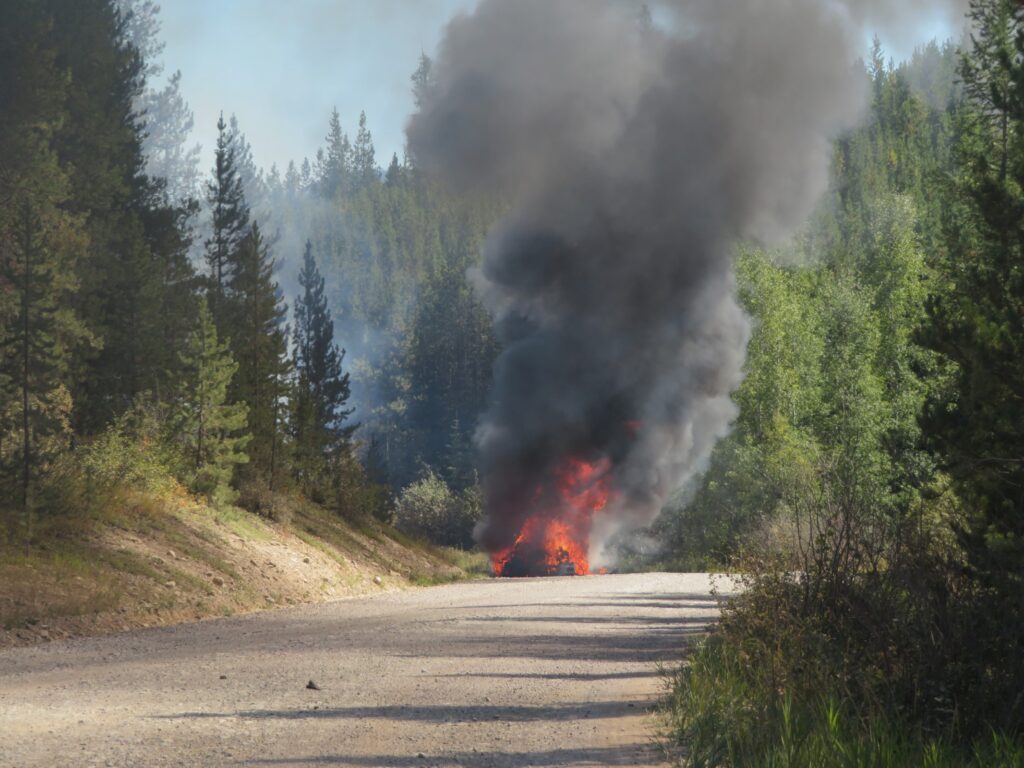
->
[[0, 492, 482, 649]]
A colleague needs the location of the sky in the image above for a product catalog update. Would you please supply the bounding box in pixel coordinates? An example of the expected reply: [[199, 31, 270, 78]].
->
[[155, 0, 963, 177], [158, 0, 478, 175]]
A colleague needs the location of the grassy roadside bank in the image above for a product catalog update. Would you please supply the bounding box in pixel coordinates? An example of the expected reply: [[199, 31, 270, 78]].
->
[[660, 574, 1024, 768], [664, 635, 1024, 768], [1, 486, 489, 649]]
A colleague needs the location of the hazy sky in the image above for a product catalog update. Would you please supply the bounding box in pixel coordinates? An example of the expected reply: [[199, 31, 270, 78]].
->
[[158, 0, 478, 175], [156, 1, 963, 177]]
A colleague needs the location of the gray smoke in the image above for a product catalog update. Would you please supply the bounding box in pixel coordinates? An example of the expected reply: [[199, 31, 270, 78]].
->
[[407, 0, 871, 565], [843, 0, 970, 26]]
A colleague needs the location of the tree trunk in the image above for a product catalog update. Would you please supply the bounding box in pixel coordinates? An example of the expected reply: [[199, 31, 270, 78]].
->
[[19, 203, 33, 541]]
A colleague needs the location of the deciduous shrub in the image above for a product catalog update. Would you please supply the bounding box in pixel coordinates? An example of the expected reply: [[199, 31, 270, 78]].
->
[[394, 469, 480, 548]]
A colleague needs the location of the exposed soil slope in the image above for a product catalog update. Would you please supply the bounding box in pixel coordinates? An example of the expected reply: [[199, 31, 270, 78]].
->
[[0, 492, 475, 648]]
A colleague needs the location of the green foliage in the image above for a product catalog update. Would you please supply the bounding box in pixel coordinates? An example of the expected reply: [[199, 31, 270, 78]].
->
[[75, 405, 181, 497], [394, 468, 480, 548], [0, 4, 89, 528], [175, 299, 249, 505], [654, 32, 964, 568], [667, 636, 1024, 768], [266, 130, 504, 488], [334, 448, 392, 522], [351, 111, 377, 190], [0, 202, 85, 520], [291, 240, 355, 497], [46, 0, 196, 432], [405, 257, 497, 487], [436, 545, 490, 577], [662, 193, 940, 570], [205, 114, 251, 310], [665, 26, 1023, 764], [20, 400, 184, 535], [225, 221, 290, 483], [314, 108, 351, 199], [922, 0, 1024, 616], [0, 1, 431, 531]]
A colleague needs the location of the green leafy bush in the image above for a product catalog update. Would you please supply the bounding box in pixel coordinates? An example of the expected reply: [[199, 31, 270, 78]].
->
[[14, 400, 186, 535], [394, 469, 480, 548], [77, 406, 182, 496]]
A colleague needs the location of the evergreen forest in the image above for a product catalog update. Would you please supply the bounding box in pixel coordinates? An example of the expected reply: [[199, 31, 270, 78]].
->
[[1, 1, 1022, 764]]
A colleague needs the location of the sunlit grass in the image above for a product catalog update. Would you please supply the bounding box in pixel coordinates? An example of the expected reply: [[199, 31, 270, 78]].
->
[[213, 504, 274, 541], [664, 638, 1024, 768], [437, 547, 491, 577]]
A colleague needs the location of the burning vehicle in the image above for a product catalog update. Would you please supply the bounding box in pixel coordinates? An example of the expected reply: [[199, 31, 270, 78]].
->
[[408, 0, 864, 579], [490, 456, 612, 577]]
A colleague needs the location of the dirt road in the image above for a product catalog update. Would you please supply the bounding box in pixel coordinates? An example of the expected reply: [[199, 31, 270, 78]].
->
[[0, 573, 725, 767]]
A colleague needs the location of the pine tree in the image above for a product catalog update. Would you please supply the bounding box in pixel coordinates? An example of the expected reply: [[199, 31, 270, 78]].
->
[[228, 115, 268, 219], [284, 160, 301, 199], [352, 111, 377, 189], [444, 416, 476, 490], [225, 222, 290, 482], [48, 0, 192, 431], [205, 114, 250, 319], [116, 1, 201, 203], [300, 158, 313, 190], [411, 53, 433, 109], [115, 0, 163, 80], [176, 298, 249, 504], [291, 241, 355, 493], [0, 32, 81, 506], [142, 71, 202, 203], [1, 201, 87, 525], [407, 54, 434, 169], [406, 255, 497, 480], [385, 153, 403, 186], [924, 0, 1024, 596], [315, 108, 351, 199], [960, 0, 1019, 183]]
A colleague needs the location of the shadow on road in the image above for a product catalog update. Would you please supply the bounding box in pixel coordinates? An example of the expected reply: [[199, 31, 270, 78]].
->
[[240, 744, 655, 766], [393, 626, 705, 664], [461, 614, 711, 626], [432, 670, 658, 681], [460, 589, 723, 613], [162, 699, 645, 723]]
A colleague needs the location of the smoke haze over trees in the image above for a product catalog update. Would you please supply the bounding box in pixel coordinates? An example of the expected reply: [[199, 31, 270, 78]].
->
[[408, 0, 871, 559], [1, 0, 1023, 761]]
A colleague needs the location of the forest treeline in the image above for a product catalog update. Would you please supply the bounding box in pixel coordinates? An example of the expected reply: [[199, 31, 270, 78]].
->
[[2, 0, 1023, 761], [0, 0, 499, 547], [662, 2, 1024, 764]]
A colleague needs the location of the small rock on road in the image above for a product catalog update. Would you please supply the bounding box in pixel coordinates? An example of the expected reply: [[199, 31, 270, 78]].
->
[[0, 573, 728, 767]]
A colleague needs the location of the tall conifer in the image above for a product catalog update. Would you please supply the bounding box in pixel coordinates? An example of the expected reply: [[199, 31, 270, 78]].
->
[[205, 114, 250, 321], [176, 298, 249, 504], [0, 2, 88, 527], [49, 0, 192, 430], [924, 0, 1024, 595], [292, 241, 355, 492], [316, 108, 351, 198], [225, 222, 290, 481], [352, 111, 377, 189]]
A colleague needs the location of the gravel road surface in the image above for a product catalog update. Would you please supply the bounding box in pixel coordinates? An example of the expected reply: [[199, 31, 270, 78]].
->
[[0, 573, 725, 767]]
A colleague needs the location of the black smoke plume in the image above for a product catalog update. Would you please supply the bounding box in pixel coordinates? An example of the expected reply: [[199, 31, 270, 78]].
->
[[406, 0, 894, 566]]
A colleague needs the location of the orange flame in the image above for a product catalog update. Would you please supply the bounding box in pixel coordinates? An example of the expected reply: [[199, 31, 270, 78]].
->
[[492, 455, 614, 577]]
